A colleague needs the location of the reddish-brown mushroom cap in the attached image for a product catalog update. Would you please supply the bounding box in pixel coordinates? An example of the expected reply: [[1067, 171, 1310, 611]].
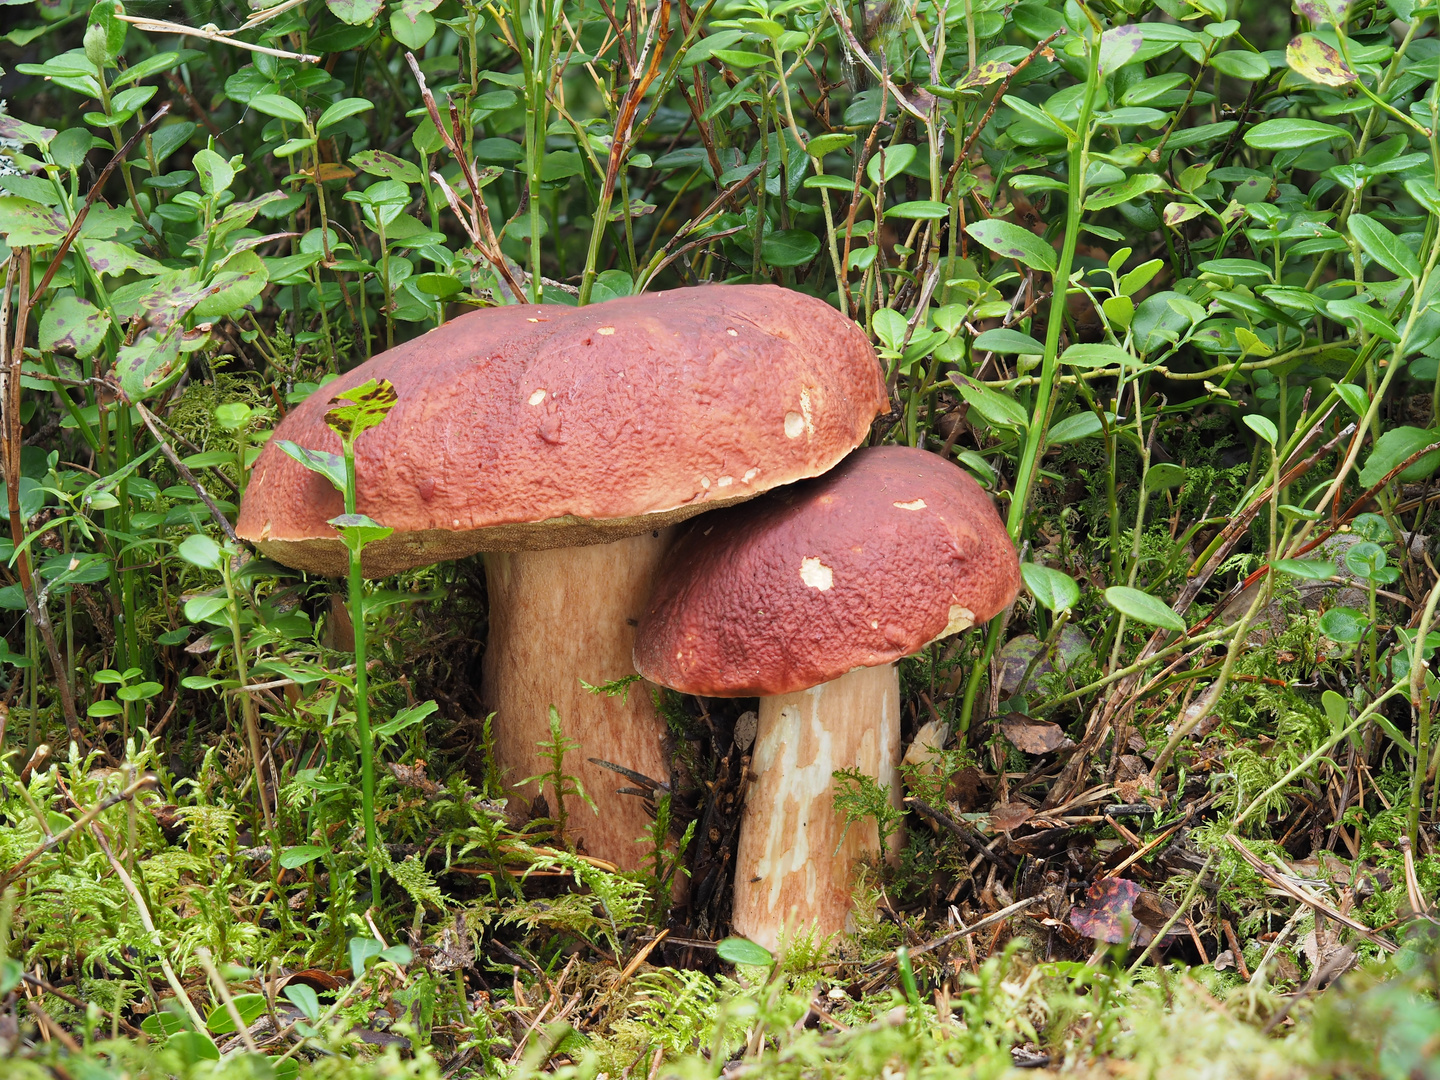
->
[[634, 445, 1020, 697], [236, 285, 887, 576]]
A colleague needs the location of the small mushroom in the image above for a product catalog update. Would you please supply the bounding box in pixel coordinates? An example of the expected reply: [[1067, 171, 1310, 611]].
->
[[634, 446, 1019, 948], [237, 285, 887, 867]]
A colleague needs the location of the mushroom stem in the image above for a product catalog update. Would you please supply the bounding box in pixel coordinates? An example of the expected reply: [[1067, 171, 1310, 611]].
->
[[731, 663, 903, 952], [482, 529, 674, 869]]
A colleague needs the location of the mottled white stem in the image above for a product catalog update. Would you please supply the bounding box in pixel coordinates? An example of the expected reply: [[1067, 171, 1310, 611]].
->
[[483, 529, 673, 869], [732, 663, 902, 952]]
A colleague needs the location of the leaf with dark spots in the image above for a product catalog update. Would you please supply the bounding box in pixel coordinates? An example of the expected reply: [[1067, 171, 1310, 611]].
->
[[39, 295, 109, 359], [326, 378, 399, 442], [0, 196, 66, 245], [1070, 878, 1142, 943], [1097, 25, 1143, 76], [1287, 34, 1356, 87], [958, 60, 1015, 90], [0, 115, 56, 148], [1296, 0, 1350, 25], [1000, 712, 1075, 755]]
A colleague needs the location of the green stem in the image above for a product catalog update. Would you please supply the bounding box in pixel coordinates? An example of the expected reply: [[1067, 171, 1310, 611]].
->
[[343, 443, 378, 860], [1005, 40, 1102, 541]]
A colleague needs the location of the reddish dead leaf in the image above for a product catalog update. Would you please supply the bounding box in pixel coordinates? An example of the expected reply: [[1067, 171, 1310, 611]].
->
[[989, 802, 1035, 833], [1069, 878, 1142, 943], [1000, 713, 1074, 755]]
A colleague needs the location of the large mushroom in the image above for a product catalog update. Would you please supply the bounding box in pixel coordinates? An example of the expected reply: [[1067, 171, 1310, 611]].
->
[[237, 285, 887, 867], [633, 446, 1019, 948]]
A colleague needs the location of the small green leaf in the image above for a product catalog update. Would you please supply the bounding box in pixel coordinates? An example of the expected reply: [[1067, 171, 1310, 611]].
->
[[805, 133, 855, 158], [973, 328, 1045, 354], [1061, 343, 1138, 369], [282, 983, 321, 1022], [274, 137, 317, 159], [1243, 414, 1278, 445], [193, 148, 235, 197], [1244, 118, 1350, 151], [184, 596, 230, 624], [761, 229, 821, 267], [1326, 298, 1400, 344], [317, 97, 375, 132], [1348, 213, 1421, 281], [1048, 411, 1106, 443], [177, 533, 223, 571], [1021, 564, 1079, 614], [83, 0, 127, 67], [326, 0, 384, 25], [885, 200, 949, 220], [279, 845, 328, 869], [866, 143, 917, 186], [1097, 25, 1143, 75], [390, 6, 436, 49], [1319, 606, 1367, 644], [1211, 50, 1270, 81], [1359, 426, 1440, 486], [716, 936, 775, 967], [1104, 586, 1186, 632], [372, 699, 438, 739], [950, 376, 1030, 429], [1273, 559, 1336, 580], [249, 94, 308, 125], [379, 944, 413, 965], [276, 441, 347, 493], [329, 513, 394, 552], [1144, 462, 1187, 491], [206, 994, 268, 1034], [348, 937, 384, 977]]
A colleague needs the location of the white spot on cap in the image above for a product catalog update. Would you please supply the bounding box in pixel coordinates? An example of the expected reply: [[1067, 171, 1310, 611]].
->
[[727, 328, 738, 336], [717, 475, 733, 488], [800, 387, 815, 435], [784, 412, 805, 438], [453, 519, 461, 526], [528, 389, 546, 406], [527, 317, 539, 323], [871, 619, 880, 629], [894, 498, 927, 511], [598, 326, 615, 335], [743, 468, 759, 483], [700, 476, 711, 490], [800, 557, 833, 591]]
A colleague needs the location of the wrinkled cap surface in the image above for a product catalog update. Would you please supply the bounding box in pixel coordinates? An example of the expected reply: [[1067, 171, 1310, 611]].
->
[[634, 446, 1020, 697], [236, 285, 887, 576]]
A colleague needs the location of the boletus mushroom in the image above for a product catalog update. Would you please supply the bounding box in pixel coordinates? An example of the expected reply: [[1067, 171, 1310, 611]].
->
[[633, 446, 1019, 948], [236, 285, 887, 867]]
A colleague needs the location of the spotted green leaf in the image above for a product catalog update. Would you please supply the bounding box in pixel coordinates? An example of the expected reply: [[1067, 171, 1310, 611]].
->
[[965, 219, 1056, 274], [39, 295, 109, 358]]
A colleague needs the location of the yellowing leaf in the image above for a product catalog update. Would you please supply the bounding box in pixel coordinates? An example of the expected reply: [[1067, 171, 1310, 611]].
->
[[1286, 34, 1356, 87]]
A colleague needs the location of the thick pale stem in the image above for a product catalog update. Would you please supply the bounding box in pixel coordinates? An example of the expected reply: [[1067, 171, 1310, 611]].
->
[[483, 529, 673, 869], [732, 664, 902, 953]]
